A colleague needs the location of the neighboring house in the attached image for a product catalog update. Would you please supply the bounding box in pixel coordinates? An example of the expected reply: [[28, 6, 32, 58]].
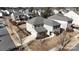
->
[[2, 10, 10, 16], [10, 11, 27, 21], [23, 9, 34, 19], [48, 13, 73, 30], [32, 9, 41, 16], [37, 9, 42, 16], [26, 16, 47, 39], [53, 9, 59, 14], [10, 12, 20, 21], [44, 19, 60, 36], [34, 9, 46, 16], [63, 10, 79, 26], [23, 8, 46, 19]]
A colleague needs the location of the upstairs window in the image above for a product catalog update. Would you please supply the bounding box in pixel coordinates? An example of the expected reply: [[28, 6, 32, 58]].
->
[[68, 20, 72, 24], [34, 24, 43, 27], [53, 25, 60, 29]]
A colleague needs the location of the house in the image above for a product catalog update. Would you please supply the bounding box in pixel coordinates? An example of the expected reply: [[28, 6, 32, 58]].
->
[[10, 11, 27, 21], [23, 9, 34, 19], [53, 9, 59, 14], [10, 12, 20, 21], [44, 19, 60, 36], [63, 10, 79, 26], [2, 10, 10, 16], [26, 16, 61, 39], [48, 13, 73, 30], [26, 16, 47, 39]]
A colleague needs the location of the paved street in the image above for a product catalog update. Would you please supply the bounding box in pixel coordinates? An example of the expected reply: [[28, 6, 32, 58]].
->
[[0, 18, 15, 51], [71, 43, 79, 51]]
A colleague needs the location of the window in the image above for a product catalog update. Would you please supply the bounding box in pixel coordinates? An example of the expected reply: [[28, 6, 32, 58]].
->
[[53, 25, 60, 29], [40, 24, 43, 26], [58, 25, 60, 28], [68, 21, 72, 24], [34, 24, 43, 27], [37, 25, 40, 27], [53, 26, 57, 29], [34, 25, 37, 27]]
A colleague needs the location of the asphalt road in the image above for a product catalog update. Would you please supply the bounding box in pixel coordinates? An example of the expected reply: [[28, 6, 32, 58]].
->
[[71, 43, 79, 51], [0, 18, 15, 51]]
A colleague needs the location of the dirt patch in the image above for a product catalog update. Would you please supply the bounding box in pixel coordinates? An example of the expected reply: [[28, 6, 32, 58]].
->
[[28, 32, 66, 51]]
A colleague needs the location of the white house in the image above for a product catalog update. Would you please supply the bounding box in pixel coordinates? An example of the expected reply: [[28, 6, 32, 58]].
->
[[53, 9, 59, 14], [26, 16, 61, 39], [63, 10, 79, 26], [10, 12, 20, 21], [10, 11, 27, 21], [23, 9, 34, 19], [2, 10, 10, 16], [44, 19, 60, 36], [48, 13, 73, 30], [26, 16, 47, 39]]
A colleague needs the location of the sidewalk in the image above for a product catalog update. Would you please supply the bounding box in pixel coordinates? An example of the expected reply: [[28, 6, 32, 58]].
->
[[23, 34, 36, 44]]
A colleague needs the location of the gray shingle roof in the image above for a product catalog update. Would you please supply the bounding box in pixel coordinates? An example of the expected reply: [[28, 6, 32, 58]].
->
[[28, 16, 60, 27], [44, 19, 60, 26], [73, 10, 79, 15], [35, 27, 47, 33], [48, 13, 73, 22], [28, 16, 44, 25]]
